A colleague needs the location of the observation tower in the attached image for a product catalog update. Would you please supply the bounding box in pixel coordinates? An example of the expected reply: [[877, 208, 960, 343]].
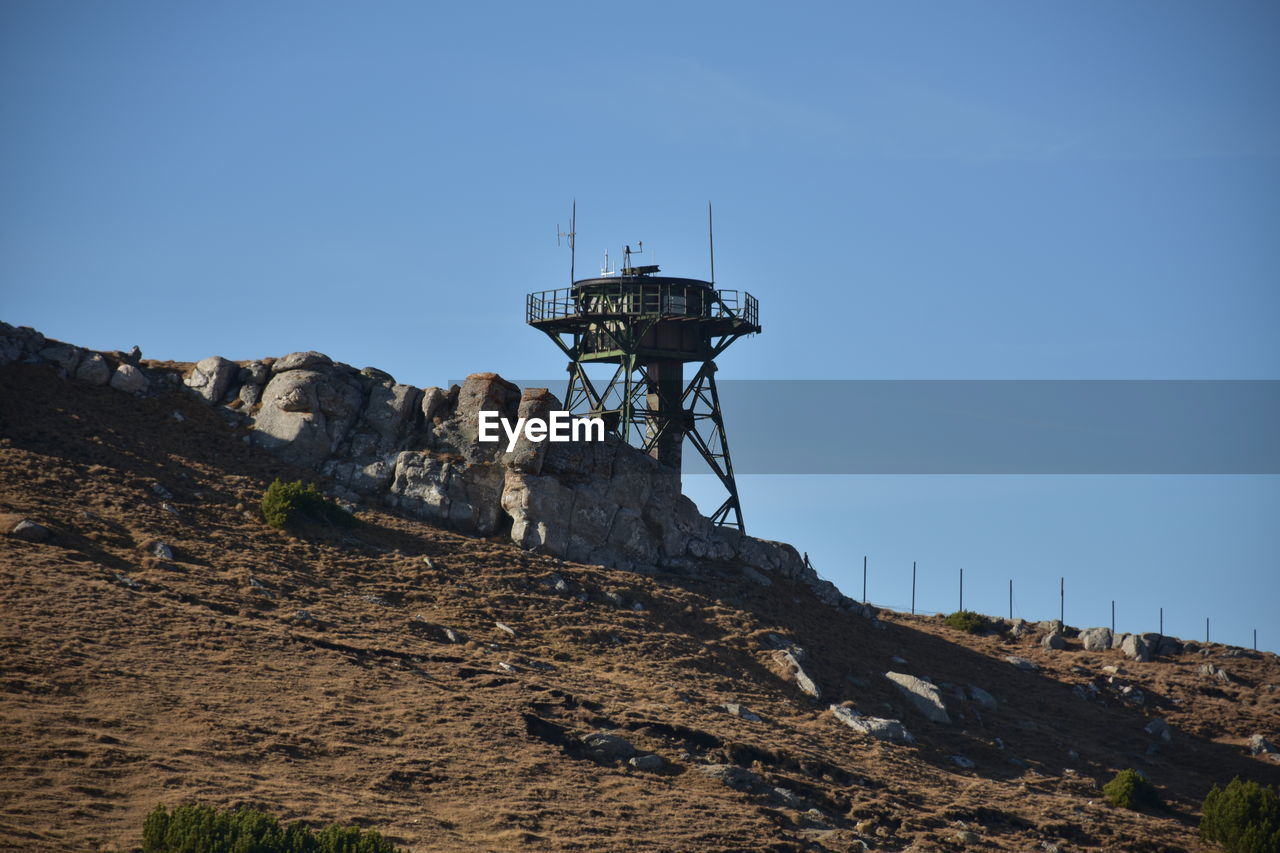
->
[[525, 206, 760, 529]]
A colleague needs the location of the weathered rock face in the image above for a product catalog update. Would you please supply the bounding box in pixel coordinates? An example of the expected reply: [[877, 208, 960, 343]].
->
[[1122, 634, 1152, 662], [1, 327, 856, 611], [185, 356, 237, 403], [885, 672, 951, 724], [1079, 627, 1113, 652]]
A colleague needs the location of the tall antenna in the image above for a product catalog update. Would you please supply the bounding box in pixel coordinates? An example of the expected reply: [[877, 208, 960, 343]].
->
[[708, 201, 715, 285], [557, 200, 577, 284]]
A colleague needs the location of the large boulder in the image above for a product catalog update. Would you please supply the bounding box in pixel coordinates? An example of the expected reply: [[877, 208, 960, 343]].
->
[[272, 351, 332, 373], [1079, 627, 1113, 651], [886, 672, 951, 724], [454, 372, 521, 448], [185, 356, 238, 403], [252, 370, 335, 468], [39, 343, 83, 374], [109, 364, 148, 394], [1122, 634, 1152, 662], [74, 353, 111, 386], [1041, 631, 1067, 650]]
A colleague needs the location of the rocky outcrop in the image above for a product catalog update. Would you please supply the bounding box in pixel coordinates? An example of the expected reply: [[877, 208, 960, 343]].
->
[[0, 323, 852, 609]]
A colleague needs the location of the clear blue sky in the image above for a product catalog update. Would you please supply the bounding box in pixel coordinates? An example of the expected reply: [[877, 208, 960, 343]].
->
[[3, 2, 1277, 648]]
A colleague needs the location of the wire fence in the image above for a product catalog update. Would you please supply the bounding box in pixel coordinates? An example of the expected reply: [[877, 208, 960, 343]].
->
[[809, 556, 1265, 653]]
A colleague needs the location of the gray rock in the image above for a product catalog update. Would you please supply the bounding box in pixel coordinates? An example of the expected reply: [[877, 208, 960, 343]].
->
[[1200, 662, 1232, 684], [8, 519, 50, 542], [39, 343, 83, 373], [829, 705, 913, 743], [741, 565, 772, 586], [955, 830, 980, 846], [579, 732, 636, 763], [150, 541, 174, 560], [185, 356, 237, 403], [628, 754, 663, 771], [272, 351, 332, 373], [74, 353, 111, 385], [1009, 618, 1031, 638], [950, 754, 975, 769], [1041, 631, 1067, 650], [109, 364, 148, 394], [966, 685, 997, 710], [238, 383, 262, 406], [1122, 634, 1152, 662], [886, 672, 951, 724], [1079, 627, 1113, 651], [362, 382, 422, 452], [240, 361, 270, 384], [724, 702, 762, 722], [1144, 718, 1172, 743], [495, 621, 516, 637], [773, 649, 821, 699], [1005, 656, 1039, 671], [252, 369, 362, 469], [1248, 734, 1276, 755], [771, 787, 807, 808], [696, 763, 764, 791], [1156, 635, 1183, 657], [1112, 631, 1129, 650]]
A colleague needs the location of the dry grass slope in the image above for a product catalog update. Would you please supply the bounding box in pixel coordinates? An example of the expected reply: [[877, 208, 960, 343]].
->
[[1, 360, 1278, 852]]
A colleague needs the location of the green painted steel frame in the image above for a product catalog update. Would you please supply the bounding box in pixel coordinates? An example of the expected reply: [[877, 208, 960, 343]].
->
[[530, 280, 756, 531]]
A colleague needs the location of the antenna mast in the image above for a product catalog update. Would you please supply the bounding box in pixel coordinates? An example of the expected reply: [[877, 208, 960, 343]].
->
[[557, 200, 577, 285], [708, 201, 715, 285]]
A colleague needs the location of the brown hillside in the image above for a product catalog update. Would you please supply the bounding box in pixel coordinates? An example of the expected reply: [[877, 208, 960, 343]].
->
[[1, 359, 1278, 852]]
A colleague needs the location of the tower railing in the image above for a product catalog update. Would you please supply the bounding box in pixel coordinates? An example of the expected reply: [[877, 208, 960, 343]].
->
[[527, 284, 757, 327]]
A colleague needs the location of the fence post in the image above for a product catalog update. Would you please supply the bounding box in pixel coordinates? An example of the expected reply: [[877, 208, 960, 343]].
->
[[1059, 577, 1064, 624], [911, 561, 916, 615], [1008, 579, 1012, 621], [1205, 617, 1209, 644], [1111, 600, 1115, 633], [862, 555, 867, 605], [959, 567, 964, 612], [1159, 607, 1163, 638]]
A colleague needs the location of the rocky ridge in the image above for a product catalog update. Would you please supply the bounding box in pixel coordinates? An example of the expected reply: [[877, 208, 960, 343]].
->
[[1, 323, 849, 610]]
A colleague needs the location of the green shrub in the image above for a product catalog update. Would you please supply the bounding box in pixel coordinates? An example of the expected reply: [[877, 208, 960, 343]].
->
[[143, 802, 403, 853], [943, 610, 986, 635], [260, 479, 354, 530], [1200, 777, 1280, 853], [1104, 768, 1162, 811]]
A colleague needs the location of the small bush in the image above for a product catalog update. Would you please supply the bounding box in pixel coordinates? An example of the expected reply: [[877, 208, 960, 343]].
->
[[260, 479, 354, 530], [1104, 768, 1163, 811], [943, 610, 986, 635], [1200, 777, 1280, 853], [143, 802, 403, 853]]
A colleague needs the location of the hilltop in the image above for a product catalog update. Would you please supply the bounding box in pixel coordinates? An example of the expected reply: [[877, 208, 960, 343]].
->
[[1, 329, 1278, 852]]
